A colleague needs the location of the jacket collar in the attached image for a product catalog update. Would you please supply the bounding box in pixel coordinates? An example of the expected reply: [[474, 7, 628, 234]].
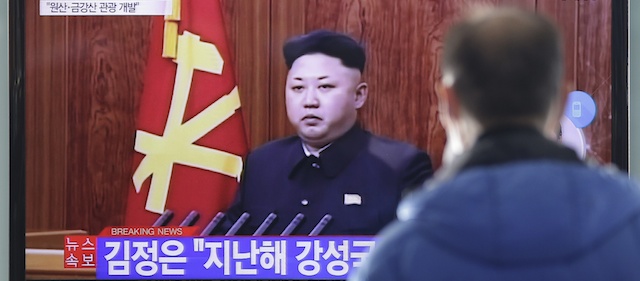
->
[[434, 126, 583, 182], [287, 124, 368, 179], [461, 126, 582, 171]]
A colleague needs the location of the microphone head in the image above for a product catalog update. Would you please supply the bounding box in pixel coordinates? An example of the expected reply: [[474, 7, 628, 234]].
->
[[179, 210, 200, 227], [225, 212, 250, 236], [152, 209, 174, 227], [309, 214, 332, 236], [281, 213, 305, 236], [253, 213, 278, 236], [200, 212, 226, 236]]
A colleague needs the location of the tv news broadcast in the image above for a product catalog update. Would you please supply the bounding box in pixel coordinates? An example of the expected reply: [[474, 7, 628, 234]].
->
[[12, 0, 625, 280]]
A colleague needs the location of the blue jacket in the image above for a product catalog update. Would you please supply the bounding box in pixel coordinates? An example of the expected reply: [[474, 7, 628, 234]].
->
[[219, 124, 433, 235], [351, 127, 640, 281]]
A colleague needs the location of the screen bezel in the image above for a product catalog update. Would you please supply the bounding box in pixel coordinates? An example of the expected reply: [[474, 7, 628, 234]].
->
[[9, 0, 26, 279], [8, 0, 630, 280]]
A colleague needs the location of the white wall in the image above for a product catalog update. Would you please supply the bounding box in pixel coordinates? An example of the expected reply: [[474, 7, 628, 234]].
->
[[1, 0, 10, 278], [631, 0, 640, 179]]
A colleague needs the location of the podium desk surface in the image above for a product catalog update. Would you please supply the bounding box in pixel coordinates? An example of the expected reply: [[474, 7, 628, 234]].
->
[[26, 248, 96, 280], [26, 229, 88, 249]]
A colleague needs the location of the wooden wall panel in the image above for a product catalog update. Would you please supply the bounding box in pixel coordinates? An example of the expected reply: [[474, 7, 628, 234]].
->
[[221, 0, 272, 149], [64, 16, 151, 234], [25, 1, 68, 231], [576, 0, 612, 163], [496, 0, 535, 9], [537, 0, 578, 92]]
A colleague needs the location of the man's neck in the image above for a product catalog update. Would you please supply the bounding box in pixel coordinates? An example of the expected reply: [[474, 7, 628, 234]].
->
[[480, 117, 546, 135]]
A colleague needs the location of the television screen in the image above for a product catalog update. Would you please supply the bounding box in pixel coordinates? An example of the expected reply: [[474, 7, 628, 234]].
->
[[11, 0, 626, 280]]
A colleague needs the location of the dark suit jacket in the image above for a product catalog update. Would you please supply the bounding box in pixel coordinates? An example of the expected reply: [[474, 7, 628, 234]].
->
[[218, 125, 433, 235]]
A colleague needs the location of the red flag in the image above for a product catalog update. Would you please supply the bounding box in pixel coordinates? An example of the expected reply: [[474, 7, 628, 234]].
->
[[125, 0, 249, 230]]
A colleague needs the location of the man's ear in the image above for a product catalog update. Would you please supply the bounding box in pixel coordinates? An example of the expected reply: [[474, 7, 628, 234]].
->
[[354, 82, 368, 109], [543, 85, 570, 139], [435, 80, 461, 122]]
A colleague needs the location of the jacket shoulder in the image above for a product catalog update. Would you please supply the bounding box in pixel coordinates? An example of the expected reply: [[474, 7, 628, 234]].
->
[[366, 134, 430, 165]]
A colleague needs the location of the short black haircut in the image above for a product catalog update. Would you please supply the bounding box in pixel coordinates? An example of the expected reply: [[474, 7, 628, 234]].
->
[[442, 8, 563, 124], [283, 29, 366, 73]]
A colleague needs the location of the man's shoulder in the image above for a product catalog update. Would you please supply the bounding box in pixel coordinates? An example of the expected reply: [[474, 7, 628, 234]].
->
[[394, 162, 640, 271], [443, 161, 639, 194], [403, 161, 640, 221], [366, 132, 427, 160]]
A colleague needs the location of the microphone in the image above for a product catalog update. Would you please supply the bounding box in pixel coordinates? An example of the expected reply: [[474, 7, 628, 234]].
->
[[253, 213, 277, 236], [178, 210, 200, 227], [225, 212, 250, 236], [152, 209, 174, 227], [199, 212, 225, 236], [280, 213, 304, 236], [308, 214, 332, 236]]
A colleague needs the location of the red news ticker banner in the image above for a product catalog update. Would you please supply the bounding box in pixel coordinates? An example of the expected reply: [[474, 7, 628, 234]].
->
[[63, 236, 98, 269], [64, 226, 196, 269]]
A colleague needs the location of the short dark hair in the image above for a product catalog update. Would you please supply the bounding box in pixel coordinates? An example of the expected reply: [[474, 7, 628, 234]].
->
[[442, 8, 563, 124], [283, 29, 366, 73]]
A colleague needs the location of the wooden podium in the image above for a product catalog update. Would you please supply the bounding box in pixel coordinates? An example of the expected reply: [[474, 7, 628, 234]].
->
[[25, 230, 96, 280]]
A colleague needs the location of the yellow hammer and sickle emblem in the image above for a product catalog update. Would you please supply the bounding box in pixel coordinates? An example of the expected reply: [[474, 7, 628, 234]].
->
[[132, 23, 243, 214]]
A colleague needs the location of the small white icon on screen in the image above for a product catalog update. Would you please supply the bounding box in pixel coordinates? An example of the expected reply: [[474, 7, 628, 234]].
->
[[572, 101, 582, 118]]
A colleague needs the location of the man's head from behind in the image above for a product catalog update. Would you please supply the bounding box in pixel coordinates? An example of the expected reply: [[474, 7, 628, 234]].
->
[[283, 30, 368, 149], [438, 8, 565, 161], [441, 7, 564, 126]]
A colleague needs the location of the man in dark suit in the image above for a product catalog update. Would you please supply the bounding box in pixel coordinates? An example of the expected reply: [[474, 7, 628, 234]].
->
[[219, 30, 433, 235]]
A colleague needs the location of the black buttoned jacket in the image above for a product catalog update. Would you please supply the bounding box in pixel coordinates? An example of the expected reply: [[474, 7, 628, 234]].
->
[[219, 125, 433, 235]]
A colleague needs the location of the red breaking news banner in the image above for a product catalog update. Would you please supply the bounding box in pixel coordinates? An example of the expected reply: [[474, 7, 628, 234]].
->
[[124, 0, 249, 229]]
